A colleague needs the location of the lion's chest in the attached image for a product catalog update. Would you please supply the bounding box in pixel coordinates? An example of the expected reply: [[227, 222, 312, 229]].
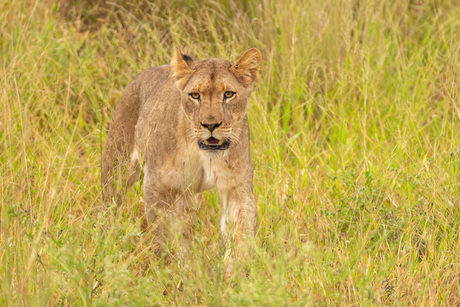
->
[[144, 142, 227, 194]]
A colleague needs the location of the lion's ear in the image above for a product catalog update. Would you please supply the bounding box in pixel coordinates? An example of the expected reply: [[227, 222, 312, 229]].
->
[[230, 48, 262, 87], [171, 47, 194, 90]]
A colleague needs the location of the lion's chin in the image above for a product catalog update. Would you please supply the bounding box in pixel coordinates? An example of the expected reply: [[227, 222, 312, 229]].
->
[[198, 137, 231, 151]]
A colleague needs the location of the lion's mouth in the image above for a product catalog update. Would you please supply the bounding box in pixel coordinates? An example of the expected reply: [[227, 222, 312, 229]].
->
[[198, 137, 230, 151]]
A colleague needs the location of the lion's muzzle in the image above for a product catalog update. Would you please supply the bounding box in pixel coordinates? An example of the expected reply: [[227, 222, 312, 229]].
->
[[198, 137, 231, 150]]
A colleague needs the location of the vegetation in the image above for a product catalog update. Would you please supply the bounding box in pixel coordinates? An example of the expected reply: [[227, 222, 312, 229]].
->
[[1, 0, 460, 305]]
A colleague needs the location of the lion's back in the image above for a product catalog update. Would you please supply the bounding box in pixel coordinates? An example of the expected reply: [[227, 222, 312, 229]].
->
[[132, 65, 185, 164]]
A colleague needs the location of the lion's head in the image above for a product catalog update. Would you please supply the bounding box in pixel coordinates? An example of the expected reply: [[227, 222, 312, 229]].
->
[[171, 47, 261, 151]]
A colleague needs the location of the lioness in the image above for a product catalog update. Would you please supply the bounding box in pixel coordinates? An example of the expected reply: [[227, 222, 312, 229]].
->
[[102, 47, 261, 275]]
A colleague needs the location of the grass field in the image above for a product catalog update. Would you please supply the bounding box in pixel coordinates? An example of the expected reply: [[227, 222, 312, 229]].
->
[[1, 0, 460, 305]]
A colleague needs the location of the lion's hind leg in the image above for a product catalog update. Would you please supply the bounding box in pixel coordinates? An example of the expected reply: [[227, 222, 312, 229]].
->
[[102, 125, 142, 207], [103, 144, 142, 208], [102, 78, 142, 206]]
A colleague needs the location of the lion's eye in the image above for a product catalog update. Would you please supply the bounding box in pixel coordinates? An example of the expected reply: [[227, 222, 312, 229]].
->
[[224, 91, 235, 99], [189, 92, 200, 100]]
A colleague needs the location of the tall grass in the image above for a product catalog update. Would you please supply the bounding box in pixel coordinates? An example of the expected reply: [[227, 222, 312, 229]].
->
[[1, 0, 460, 304]]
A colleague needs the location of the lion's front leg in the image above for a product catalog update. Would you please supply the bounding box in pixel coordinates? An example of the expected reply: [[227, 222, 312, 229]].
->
[[143, 174, 200, 255], [218, 181, 257, 279]]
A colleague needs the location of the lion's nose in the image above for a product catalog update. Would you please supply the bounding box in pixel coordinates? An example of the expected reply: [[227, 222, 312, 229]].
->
[[200, 121, 222, 132]]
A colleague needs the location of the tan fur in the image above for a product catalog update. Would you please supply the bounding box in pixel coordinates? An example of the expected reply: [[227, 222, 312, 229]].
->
[[102, 47, 261, 277]]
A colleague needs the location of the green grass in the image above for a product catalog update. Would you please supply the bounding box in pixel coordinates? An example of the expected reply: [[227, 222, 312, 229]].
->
[[1, 0, 460, 305]]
